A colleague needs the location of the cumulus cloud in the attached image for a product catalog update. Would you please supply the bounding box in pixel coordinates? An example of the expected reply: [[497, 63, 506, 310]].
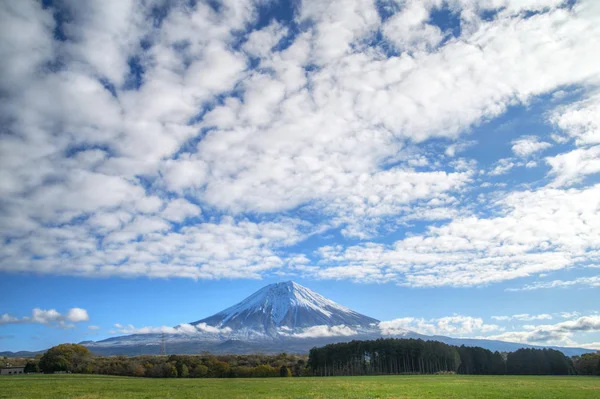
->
[[289, 325, 358, 338], [0, 308, 90, 329], [546, 146, 600, 187], [161, 199, 202, 223], [0, 216, 314, 279], [242, 21, 288, 59], [66, 308, 90, 323], [380, 315, 502, 337], [511, 136, 552, 158], [484, 316, 600, 345], [194, 323, 233, 334], [313, 183, 600, 287], [489, 158, 516, 176], [0, 0, 599, 289], [377, 311, 600, 347], [550, 91, 600, 145], [111, 323, 232, 335]]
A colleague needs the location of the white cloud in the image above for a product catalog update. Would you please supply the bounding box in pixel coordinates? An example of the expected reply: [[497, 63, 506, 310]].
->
[[484, 315, 600, 345], [290, 325, 358, 338], [111, 322, 231, 335], [0, 308, 90, 329], [525, 161, 537, 168], [66, 308, 90, 323], [0, 216, 314, 279], [379, 318, 413, 336], [161, 199, 202, 223], [511, 136, 552, 158], [380, 315, 502, 337], [550, 91, 600, 145], [546, 146, 600, 187], [299, 0, 380, 63], [0, 314, 19, 325], [59, 0, 145, 86], [242, 22, 288, 59], [312, 184, 600, 287], [573, 342, 600, 350], [510, 276, 600, 291], [0, 1, 55, 95], [489, 158, 516, 176], [559, 312, 581, 319], [382, 1, 443, 53], [112, 324, 177, 335], [194, 322, 233, 335], [88, 325, 101, 331], [491, 313, 553, 322], [1, 0, 600, 286]]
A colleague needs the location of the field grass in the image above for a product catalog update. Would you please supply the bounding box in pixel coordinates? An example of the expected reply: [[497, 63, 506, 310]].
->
[[0, 374, 599, 399]]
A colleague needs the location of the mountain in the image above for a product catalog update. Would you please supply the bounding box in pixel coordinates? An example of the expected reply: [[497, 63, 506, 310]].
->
[[192, 281, 379, 335], [85, 281, 383, 351], [0, 350, 46, 358], [76, 281, 594, 357]]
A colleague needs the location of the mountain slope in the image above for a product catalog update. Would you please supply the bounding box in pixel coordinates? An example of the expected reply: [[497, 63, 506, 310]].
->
[[81, 334, 594, 357], [78, 281, 595, 357], [192, 281, 379, 335]]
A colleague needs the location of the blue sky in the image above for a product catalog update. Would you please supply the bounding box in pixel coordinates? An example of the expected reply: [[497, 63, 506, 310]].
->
[[1, 0, 599, 352]]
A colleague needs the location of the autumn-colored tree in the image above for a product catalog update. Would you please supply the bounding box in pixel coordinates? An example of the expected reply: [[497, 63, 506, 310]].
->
[[133, 364, 146, 377]]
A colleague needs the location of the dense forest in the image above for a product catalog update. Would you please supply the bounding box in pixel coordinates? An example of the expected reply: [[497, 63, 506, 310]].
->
[[10, 340, 600, 378], [307, 339, 596, 376], [308, 339, 462, 375]]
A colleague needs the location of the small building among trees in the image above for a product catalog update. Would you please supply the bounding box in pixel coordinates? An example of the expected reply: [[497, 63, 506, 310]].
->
[[1, 366, 25, 375]]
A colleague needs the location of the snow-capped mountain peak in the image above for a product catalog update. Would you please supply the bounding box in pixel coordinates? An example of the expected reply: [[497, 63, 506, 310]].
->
[[192, 281, 379, 335], [84, 282, 595, 357]]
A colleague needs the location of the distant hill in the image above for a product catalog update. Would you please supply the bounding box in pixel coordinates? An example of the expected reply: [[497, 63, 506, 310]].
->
[[0, 350, 45, 358]]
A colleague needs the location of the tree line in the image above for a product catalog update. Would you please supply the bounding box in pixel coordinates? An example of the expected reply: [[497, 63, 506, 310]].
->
[[29, 344, 307, 378], [308, 339, 461, 375], [308, 338, 595, 376], [17, 341, 600, 378], [572, 353, 600, 376]]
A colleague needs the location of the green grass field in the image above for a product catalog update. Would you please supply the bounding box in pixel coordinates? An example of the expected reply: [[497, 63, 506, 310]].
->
[[1, 374, 599, 399]]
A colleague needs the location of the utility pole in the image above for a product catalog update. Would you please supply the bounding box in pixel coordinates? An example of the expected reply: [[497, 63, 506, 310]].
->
[[160, 332, 166, 356]]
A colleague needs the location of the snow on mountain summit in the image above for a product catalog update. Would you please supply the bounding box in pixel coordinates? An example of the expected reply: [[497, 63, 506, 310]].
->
[[192, 281, 379, 336], [85, 282, 595, 356]]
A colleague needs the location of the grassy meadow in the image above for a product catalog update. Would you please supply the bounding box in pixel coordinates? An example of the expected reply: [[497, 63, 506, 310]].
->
[[1, 374, 599, 399]]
